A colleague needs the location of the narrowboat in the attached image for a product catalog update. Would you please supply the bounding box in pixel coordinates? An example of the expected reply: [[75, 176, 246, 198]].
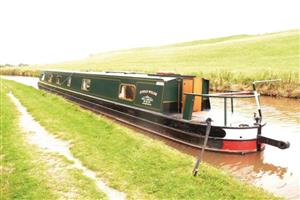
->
[[38, 70, 290, 154]]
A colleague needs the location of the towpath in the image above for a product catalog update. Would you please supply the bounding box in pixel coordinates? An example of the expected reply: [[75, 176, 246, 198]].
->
[[7, 91, 126, 200]]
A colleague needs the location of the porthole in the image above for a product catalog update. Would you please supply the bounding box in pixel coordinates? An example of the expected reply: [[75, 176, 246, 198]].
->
[[67, 77, 72, 87], [56, 76, 62, 85], [48, 74, 53, 83], [81, 79, 91, 91]]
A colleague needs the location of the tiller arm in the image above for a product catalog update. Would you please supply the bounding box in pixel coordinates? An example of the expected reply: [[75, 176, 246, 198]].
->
[[257, 135, 290, 149]]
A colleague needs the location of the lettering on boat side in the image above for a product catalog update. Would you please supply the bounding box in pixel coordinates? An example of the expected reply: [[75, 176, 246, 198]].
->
[[156, 81, 164, 86], [141, 95, 154, 106], [139, 90, 158, 96]]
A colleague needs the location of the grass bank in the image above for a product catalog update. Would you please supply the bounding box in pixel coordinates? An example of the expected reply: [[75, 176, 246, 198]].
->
[[2, 79, 280, 199], [1, 82, 54, 199], [0, 81, 107, 199]]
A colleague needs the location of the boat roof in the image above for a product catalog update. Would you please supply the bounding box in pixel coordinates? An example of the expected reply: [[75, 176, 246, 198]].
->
[[43, 69, 195, 82]]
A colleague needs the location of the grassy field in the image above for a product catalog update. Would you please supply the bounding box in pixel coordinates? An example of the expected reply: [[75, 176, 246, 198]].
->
[[1, 79, 280, 199], [0, 81, 107, 199], [1, 30, 299, 97], [49, 30, 299, 72]]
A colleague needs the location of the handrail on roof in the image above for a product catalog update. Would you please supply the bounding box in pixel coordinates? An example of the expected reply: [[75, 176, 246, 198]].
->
[[184, 91, 256, 99], [105, 71, 145, 74], [182, 90, 258, 125]]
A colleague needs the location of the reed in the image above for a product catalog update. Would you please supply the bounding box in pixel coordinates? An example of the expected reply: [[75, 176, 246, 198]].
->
[[0, 67, 40, 77], [205, 70, 299, 98]]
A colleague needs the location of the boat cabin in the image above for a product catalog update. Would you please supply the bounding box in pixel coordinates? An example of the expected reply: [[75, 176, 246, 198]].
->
[[39, 70, 210, 114]]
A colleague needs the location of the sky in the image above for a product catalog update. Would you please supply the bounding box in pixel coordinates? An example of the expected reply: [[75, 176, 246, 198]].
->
[[0, 0, 299, 65]]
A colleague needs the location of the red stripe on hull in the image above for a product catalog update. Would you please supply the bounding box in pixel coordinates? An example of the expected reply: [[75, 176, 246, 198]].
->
[[222, 140, 257, 152]]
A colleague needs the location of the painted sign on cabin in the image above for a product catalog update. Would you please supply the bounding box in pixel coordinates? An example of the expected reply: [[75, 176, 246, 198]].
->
[[136, 83, 163, 110], [140, 90, 158, 106]]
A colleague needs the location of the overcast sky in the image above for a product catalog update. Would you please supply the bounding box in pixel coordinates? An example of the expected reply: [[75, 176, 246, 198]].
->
[[0, 0, 299, 65]]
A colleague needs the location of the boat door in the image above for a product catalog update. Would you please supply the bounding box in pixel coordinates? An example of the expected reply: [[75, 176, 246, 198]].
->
[[182, 77, 202, 112]]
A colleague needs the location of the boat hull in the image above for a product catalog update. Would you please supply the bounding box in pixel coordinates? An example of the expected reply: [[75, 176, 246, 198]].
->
[[38, 81, 262, 154]]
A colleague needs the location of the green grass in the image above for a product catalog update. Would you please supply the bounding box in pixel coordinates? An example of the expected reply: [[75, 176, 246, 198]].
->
[[0, 80, 107, 199], [2, 79, 281, 199], [1, 83, 55, 199], [1, 29, 299, 97], [47, 30, 299, 72]]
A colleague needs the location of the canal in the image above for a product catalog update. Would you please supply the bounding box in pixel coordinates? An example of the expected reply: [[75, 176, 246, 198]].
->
[[2, 76, 299, 199]]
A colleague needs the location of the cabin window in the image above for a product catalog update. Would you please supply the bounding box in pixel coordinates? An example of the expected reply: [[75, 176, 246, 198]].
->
[[56, 76, 62, 85], [81, 79, 91, 91], [41, 74, 45, 81], [119, 84, 136, 101], [67, 77, 72, 87], [48, 74, 53, 83]]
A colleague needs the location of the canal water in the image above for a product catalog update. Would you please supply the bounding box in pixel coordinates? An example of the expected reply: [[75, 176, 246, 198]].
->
[[2, 76, 299, 199]]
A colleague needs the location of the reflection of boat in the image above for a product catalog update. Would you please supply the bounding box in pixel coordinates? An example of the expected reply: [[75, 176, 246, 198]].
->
[[204, 152, 288, 180], [38, 70, 290, 154], [154, 135, 288, 180]]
